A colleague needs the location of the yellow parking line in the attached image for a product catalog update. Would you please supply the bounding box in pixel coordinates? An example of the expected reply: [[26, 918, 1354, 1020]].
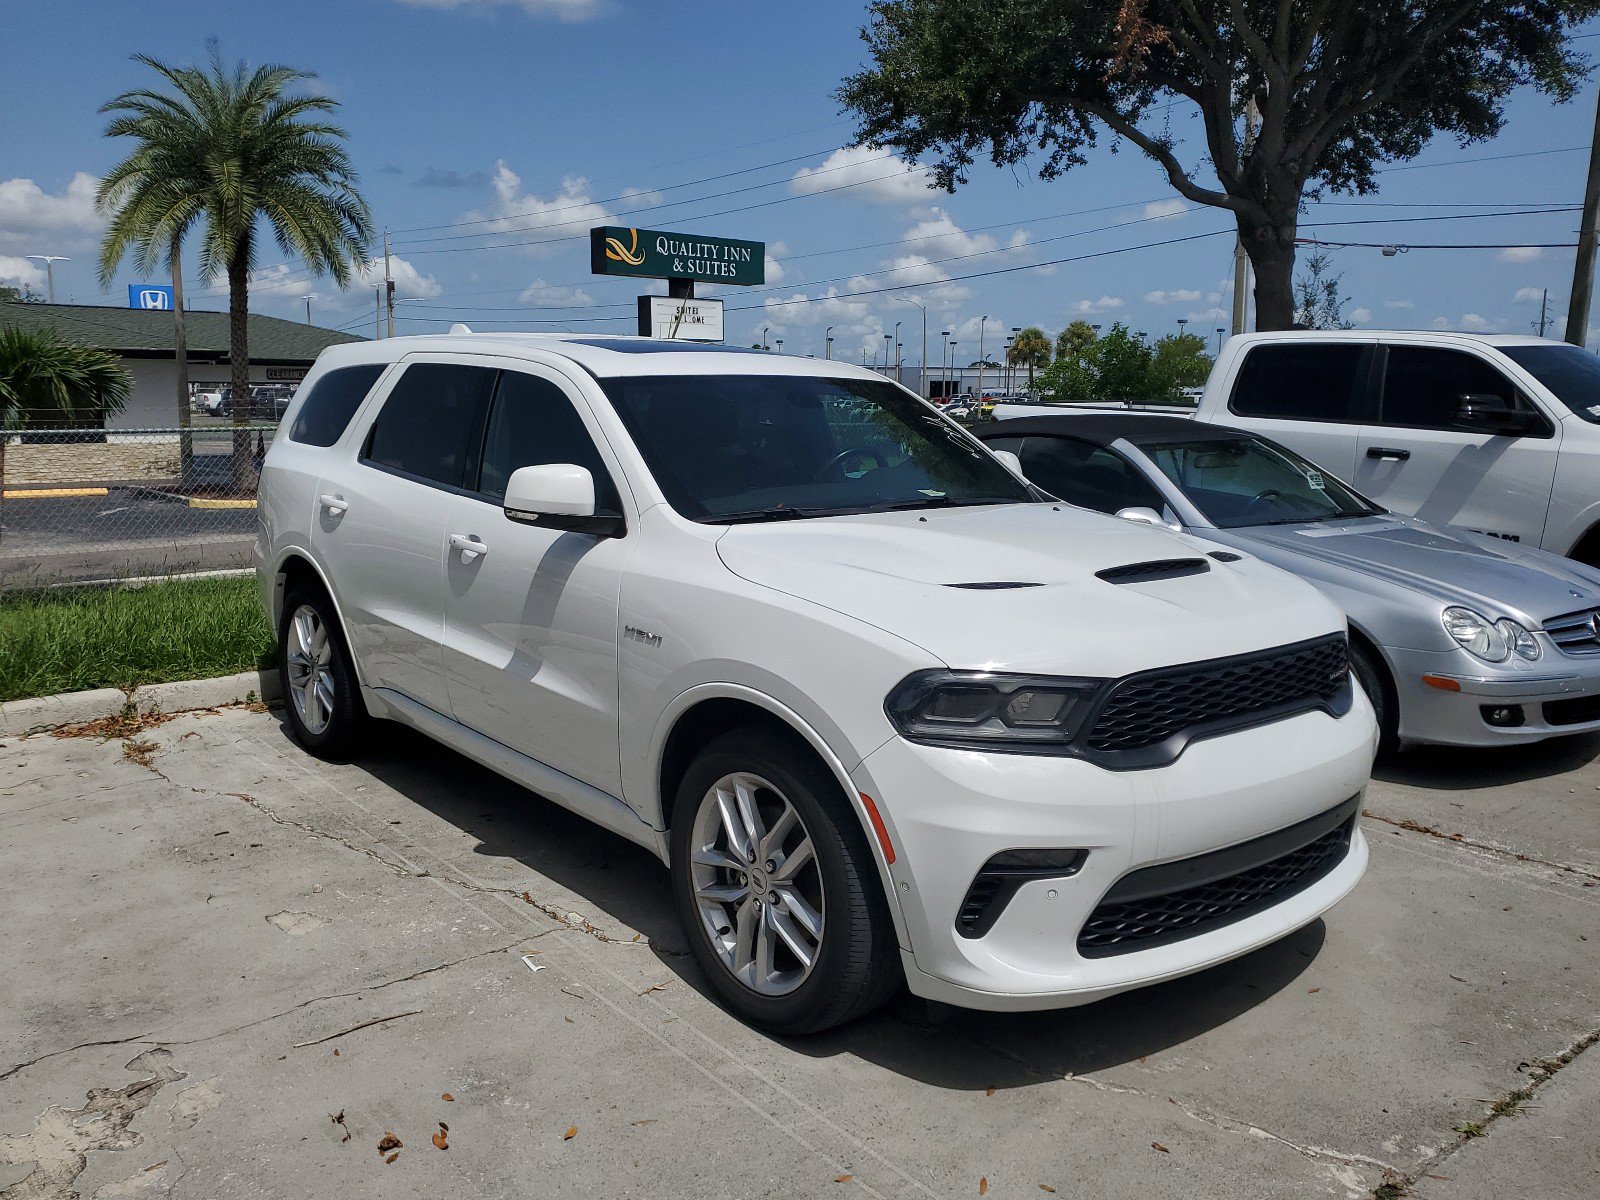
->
[[188, 497, 258, 510], [2, 487, 110, 499]]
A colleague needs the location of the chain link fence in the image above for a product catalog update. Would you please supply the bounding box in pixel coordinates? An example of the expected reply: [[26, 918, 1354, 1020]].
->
[[1, 420, 278, 590]]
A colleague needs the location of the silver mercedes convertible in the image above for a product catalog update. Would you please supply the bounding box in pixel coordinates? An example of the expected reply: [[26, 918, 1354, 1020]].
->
[[977, 412, 1600, 750]]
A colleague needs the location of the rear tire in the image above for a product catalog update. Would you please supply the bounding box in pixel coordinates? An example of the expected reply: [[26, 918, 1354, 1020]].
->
[[1350, 640, 1398, 754], [669, 729, 900, 1034], [277, 582, 367, 759]]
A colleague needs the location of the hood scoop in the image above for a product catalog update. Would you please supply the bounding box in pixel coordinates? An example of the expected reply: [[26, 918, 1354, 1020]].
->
[[945, 581, 1045, 590], [1096, 558, 1210, 585]]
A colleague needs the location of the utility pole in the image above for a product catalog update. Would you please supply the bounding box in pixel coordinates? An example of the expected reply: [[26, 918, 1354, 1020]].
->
[[1568, 87, 1600, 346], [1231, 98, 1261, 335], [26, 255, 68, 304], [940, 330, 950, 398], [383, 231, 395, 339], [1538, 288, 1551, 338]]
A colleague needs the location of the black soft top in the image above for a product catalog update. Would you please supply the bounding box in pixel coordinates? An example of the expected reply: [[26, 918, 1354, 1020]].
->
[[972, 411, 1251, 448]]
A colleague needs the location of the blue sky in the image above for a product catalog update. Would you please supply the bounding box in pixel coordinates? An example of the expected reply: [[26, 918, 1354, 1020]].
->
[[4, 0, 1600, 361]]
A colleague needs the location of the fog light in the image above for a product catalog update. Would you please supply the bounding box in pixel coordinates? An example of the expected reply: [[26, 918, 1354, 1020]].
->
[[1480, 704, 1525, 728]]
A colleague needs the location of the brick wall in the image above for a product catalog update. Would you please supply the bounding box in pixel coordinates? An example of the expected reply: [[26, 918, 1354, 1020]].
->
[[2, 437, 181, 487]]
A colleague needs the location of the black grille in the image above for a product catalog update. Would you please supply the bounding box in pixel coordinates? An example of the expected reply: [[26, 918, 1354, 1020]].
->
[[1077, 798, 1359, 957], [1084, 635, 1349, 758], [1544, 694, 1600, 726]]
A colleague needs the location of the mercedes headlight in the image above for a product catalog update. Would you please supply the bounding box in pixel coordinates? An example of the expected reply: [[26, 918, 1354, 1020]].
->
[[886, 671, 1105, 752], [1442, 607, 1539, 663]]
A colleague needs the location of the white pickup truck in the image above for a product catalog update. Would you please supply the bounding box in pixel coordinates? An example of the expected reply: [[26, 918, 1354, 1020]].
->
[[1186, 331, 1600, 563]]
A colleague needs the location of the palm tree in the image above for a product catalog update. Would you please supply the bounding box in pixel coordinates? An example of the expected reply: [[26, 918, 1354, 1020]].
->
[[1055, 320, 1098, 365], [98, 48, 374, 485], [0, 325, 131, 537], [1007, 326, 1052, 389]]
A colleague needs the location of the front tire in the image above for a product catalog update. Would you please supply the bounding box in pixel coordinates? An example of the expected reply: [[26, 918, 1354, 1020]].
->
[[277, 583, 367, 759], [669, 729, 900, 1034], [1350, 641, 1398, 754]]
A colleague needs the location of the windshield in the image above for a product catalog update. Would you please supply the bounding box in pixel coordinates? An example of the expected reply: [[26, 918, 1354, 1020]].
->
[[1142, 437, 1381, 528], [601, 375, 1034, 522], [1501, 343, 1600, 423]]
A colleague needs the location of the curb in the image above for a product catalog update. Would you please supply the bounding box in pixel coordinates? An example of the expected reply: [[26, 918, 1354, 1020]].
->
[[0, 667, 282, 739]]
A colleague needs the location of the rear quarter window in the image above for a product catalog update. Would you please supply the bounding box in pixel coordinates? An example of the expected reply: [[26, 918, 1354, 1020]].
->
[[287, 364, 387, 447], [1229, 343, 1366, 422]]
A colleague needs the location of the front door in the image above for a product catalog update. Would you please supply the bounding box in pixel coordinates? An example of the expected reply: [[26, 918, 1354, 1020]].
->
[[441, 365, 633, 797], [1353, 343, 1561, 546]]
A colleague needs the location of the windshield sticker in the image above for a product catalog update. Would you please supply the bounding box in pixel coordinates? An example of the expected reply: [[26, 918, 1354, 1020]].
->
[[1303, 469, 1326, 490], [918, 488, 947, 497]]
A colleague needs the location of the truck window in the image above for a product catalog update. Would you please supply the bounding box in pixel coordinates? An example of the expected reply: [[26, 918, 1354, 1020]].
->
[[1378, 346, 1522, 429], [1500, 343, 1600, 424], [1228, 344, 1365, 421]]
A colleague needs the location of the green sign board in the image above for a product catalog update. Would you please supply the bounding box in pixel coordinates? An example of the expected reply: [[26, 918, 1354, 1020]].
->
[[590, 226, 765, 286]]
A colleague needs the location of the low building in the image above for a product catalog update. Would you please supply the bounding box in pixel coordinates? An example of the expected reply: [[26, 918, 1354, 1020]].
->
[[0, 301, 363, 429]]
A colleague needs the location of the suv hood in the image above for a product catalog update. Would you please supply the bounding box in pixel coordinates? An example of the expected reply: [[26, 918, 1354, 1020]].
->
[[1226, 515, 1600, 623], [716, 504, 1342, 677]]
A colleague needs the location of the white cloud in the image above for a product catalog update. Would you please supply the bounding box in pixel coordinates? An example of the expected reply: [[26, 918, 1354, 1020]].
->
[[1142, 199, 1188, 221], [1184, 307, 1229, 324], [764, 239, 788, 285], [1384, 299, 1415, 310], [395, 0, 605, 20], [1144, 288, 1201, 304], [901, 208, 1000, 258], [0, 256, 46, 289], [1459, 312, 1504, 332], [0, 172, 102, 244], [791, 145, 935, 204], [1350, 307, 1372, 324], [1513, 287, 1546, 303], [226, 254, 442, 314], [1069, 295, 1125, 315], [456, 162, 617, 254], [518, 278, 594, 306], [1498, 246, 1543, 263]]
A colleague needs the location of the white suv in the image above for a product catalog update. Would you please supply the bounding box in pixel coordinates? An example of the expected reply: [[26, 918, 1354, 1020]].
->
[[257, 335, 1376, 1033]]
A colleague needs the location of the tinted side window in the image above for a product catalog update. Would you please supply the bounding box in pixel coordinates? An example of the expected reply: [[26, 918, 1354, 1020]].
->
[[478, 371, 620, 510], [1379, 346, 1517, 428], [288, 364, 386, 447], [1018, 437, 1165, 515], [1229, 344, 1364, 421], [362, 363, 496, 488]]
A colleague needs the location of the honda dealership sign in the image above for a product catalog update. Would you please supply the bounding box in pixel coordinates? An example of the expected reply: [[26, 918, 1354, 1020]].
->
[[128, 284, 174, 310]]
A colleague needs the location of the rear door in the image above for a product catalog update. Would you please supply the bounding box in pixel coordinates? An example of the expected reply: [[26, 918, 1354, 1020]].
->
[[1220, 340, 1373, 480], [440, 363, 632, 795], [1353, 343, 1560, 545], [316, 358, 497, 714]]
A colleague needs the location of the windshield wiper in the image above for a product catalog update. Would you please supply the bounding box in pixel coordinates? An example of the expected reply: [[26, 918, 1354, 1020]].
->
[[706, 505, 819, 525], [1255, 510, 1372, 526], [865, 494, 1022, 513]]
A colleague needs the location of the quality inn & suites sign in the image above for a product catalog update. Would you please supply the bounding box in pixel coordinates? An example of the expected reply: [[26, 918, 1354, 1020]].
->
[[590, 226, 765, 287]]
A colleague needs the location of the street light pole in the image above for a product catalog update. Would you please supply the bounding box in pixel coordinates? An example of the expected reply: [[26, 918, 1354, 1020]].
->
[[26, 255, 69, 304], [1215, 327, 1225, 354], [977, 315, 989, 400], [893, 320, 902, 385], [383, 230, 395, 339], [940, 329, 950, 399], [894, 298, 927, 397], [301, 294, 314, 325], [882, 333, 892, 373], [824, 325, 833, 360]]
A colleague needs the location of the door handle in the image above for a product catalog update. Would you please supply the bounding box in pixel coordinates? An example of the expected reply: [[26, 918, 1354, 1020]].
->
[[1366, 446, 1411, 461], [448, 533, 489, 560], [318, 494, 349, 514]]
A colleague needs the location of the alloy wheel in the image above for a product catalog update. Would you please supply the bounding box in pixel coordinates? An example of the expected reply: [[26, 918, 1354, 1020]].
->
[[285, 603, 335, 735], [688, 771, 826, 996]]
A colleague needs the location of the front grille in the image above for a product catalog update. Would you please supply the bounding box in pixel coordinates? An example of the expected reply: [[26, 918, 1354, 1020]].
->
[[1083, 635, 1349, 758], [1543, 609, 1600, 656], [1544, 694, 1600, 726], [1077, 797, 1359, 958]]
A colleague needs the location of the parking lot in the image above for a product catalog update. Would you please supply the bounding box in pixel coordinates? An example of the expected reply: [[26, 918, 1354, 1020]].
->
[[3, 704, 1595, 1200]]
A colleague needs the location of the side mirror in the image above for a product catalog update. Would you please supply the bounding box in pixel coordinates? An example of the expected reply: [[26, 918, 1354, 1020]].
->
[[990, 449, 1024, 477], [503, 464, 624, 536], [1455, 393, 1540, 435], [1116, 506, 1179, 531]]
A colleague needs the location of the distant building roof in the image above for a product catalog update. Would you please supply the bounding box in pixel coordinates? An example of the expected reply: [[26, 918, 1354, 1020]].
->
[[0, 301, 364, 364]]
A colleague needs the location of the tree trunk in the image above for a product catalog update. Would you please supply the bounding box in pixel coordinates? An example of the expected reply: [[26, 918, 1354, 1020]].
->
[[1239, 212, 1301, 332], [172, 238, 193, 486], [228, 254, 253, 490]]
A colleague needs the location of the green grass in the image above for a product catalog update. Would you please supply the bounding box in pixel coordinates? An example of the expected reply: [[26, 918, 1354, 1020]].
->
[[0, 576, 273, 702]]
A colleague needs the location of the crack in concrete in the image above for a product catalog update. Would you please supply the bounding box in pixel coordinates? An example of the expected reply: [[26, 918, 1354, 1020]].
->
[[148, 938, 534, 1049], [1, 1033, 154, 1085], [1367, 1024, 1600, 1198], [1362, 809, 1600, 882]]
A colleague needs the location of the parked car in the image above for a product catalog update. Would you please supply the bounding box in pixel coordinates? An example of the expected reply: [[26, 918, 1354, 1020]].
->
[[978, 412, 1600, 749], [259, 335, 1374, 1033], [222, 384, 293, 421], [1189, 331, 1600, 564], [192, 387, 225, 414]]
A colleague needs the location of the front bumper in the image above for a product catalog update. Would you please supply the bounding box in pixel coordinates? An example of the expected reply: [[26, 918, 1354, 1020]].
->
[[1387, 644, 1600, 746], [853, 700, 1376, 1010]]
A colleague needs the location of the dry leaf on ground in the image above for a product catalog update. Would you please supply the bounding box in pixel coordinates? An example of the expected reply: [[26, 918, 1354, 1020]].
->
[[385, 1152, 399, 1164], [1039, 1187, 1056, 1194], [563, 1125, 578, 1140], [432, 1130, 448, 1150], [1151, 1142, 1170, 1153], [979, 1176, 988, 1195], [441, 1093, 454, 1101], [984, 1086, 995, 1097], [377, 1133, 402, 1154], [834, 1175, 853, 1183]]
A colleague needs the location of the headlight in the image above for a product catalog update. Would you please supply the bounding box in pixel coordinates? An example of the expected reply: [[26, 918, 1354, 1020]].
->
[[1442, 607, 1522, 663], [885, 670, 1105, 751], [1496, 618, 1542, 661]]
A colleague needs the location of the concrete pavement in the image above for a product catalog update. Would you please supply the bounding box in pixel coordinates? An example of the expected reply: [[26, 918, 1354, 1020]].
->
[[2, 707, 1595, 1199]]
